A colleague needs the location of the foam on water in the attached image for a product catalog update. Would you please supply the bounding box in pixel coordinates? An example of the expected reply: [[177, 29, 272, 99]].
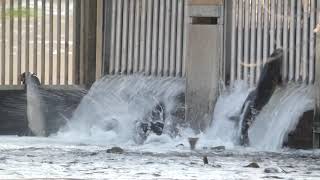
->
[[249, 84, 314, 150], [26, 75, 46, 137], [202, 81, 251, 148], [55, 75, 314, 152], [57, 75, 185, 146], [204, 82, 314, 151]]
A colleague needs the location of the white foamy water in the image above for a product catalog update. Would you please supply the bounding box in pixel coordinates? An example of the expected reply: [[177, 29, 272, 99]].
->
[[26, 75, 46, 137], [205, 82, 314, 151], [56, 76, 314, 152], [202, 81, 251, 148], [57, 75, 185, 146], [249, 84, 314, 150]]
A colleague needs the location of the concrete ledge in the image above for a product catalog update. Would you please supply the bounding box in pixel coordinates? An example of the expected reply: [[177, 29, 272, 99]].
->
[[189, 0, 224, 5], [189, 5, 223, 18]]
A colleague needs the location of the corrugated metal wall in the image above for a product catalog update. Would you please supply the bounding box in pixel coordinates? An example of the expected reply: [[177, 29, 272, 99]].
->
[[0, 0, 74, 86], [107, 0, 187, 77], [230, 0, 319, 86]]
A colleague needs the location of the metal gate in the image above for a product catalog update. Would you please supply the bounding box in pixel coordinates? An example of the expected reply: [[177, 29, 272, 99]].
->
[[229, 0, 319, 86], [0, 0, 77, 86], [103, 0, 187, 77]]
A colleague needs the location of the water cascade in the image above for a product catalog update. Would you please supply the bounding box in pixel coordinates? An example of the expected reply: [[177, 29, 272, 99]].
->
[[58, 75, 185, 145], [206, 82, 314, 151], [25, 73, 47, 137]]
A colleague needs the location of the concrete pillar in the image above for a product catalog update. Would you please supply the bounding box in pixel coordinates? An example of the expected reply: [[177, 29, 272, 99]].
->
[[186, 1, 224, 132], [314, 28, 320, 148]]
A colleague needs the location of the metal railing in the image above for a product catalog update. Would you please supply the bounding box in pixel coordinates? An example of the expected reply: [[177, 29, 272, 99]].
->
[[0, 0, 75, 85], [229, 0, 319, 86], [105, 0, 188, 77]]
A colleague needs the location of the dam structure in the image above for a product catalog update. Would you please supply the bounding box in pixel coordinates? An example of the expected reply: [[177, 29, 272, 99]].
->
[[0, 0, 318, 148], [0, 0, 319, 178]]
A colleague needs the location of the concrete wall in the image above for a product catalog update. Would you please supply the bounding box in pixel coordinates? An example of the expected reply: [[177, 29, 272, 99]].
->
[[0, 87, 85, 136], [186, 0, 223, 131], [186, 25, 221, 131]]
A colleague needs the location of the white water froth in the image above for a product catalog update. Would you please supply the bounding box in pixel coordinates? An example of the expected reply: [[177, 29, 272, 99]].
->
[[249, 84, 314, 150], [56, 75, 313, 152], [26, 75, 46, 137], [205, 82, 314, 151], [203, 81, 251, 148], [57, 75, 185, 146]]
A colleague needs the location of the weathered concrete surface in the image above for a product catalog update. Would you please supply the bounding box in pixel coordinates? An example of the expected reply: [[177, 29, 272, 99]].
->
[[286, 110, 314, 149], [189, 0, 224, 5], [186, 24, 222, 132], [314, 31, 320, 148], [0, 90, 27, 135], [0, 87, 85, 136]]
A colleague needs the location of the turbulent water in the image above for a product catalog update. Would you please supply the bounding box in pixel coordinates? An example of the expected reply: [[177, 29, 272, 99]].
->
[[0, 76, 318, 179], [57, 75, 186, 145], [205, 81, 314, 151], [26, 75, 46, 137]]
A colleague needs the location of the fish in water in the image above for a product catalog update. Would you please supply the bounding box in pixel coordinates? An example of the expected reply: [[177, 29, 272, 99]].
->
[[231, 49, 283, 146]]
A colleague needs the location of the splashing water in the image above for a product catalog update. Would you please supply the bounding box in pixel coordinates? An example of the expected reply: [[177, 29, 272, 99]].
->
[[26, 74, 46, 137], [203, 81, 250, 148], [249, 84, 314, 150], [205, 82, 314, 151], [57, 75, 185, 145]]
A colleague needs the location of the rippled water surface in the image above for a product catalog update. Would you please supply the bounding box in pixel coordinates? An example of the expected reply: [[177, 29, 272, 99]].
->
[[0, 136, 319, 179]]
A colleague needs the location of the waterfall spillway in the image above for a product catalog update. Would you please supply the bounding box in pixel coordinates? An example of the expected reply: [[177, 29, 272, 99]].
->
[[26, 74, 46, 136], [57, 75, 313, 150], [58, 75, 185, 145], [206, 82, 314, 151]]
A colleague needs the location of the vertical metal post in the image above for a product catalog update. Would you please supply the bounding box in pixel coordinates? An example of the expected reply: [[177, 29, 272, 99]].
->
[[157, 0, 165, 76], [289, 0, 295, 81], [182, 0, 188, 77], [49, 0, 53, 84], [57, 0, 62, 84], [237, 0, 243, 80], [309, 0, 316, 84], [33, 0, 38, 76], [73, 0, 81, 85], [270, 0, 275, 54], [256, 0, 262, 83], [26, 0, 30, 75], [127, 0, 135, 74], [249, 0, 256, 87], [163, 0, 171, 76], [41, 0, 45, 84], [283, 0, 289, 82], [302, 0, 309, 83], [176, 0, 183, 77], [145, 0, 153, 75], [133, 0, 140, 73], [139, 0, 147, 72], [313, 0, 320, 149], [109, 0, 117, 75], [276, 0, 282, 48], [115, 0, 123, 74], [295, 0, 302, 81], [1, 1, 5, 85], [17, 0, 22, 84], [151, 0, 159, 76], [262, 0, 269, 65], [65, 0, 70, 84], [121, 0, 129, 74], [169, 0, 177, 76], [9, 0, 13, 85], [230, 0, 237, 84], [243, 0, 250, 83]]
